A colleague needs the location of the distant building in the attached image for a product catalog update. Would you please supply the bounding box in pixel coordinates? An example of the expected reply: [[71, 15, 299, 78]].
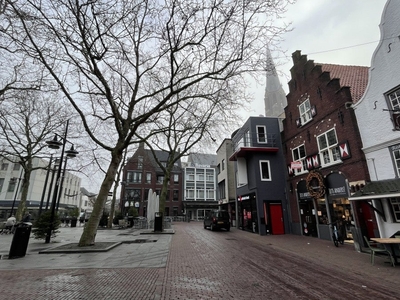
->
[[0, 156, 81, 220], [120, 143, 183, 217], [264, 48, 287, 131], [183, 153, 218, 221], [216, 139, 237, 225]]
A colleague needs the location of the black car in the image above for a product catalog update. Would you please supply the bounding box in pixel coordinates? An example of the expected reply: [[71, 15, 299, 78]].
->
[[204, 210, 230, 231]]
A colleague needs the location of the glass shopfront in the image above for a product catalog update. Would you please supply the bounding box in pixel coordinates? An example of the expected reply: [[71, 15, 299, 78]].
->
[[238, 193, 258, 233]]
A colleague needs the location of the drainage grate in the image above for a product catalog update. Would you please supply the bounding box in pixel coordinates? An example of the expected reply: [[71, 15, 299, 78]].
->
[[122, 239, 157, 244]]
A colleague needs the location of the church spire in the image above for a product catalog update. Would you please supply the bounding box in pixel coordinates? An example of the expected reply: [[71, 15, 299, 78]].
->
[[264, 48, 287, 121]]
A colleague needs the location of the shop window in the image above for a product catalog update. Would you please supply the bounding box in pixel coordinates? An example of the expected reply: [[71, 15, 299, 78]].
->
[[316, 198, 328, 224], [317, 128, 341, 167], [389, 198, 400, 222]]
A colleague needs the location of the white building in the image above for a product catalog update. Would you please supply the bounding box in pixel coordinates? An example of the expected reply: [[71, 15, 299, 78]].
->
[[0, 156, 82, 219], [183, 153, 218, 221], [351, 0, 400, 238]]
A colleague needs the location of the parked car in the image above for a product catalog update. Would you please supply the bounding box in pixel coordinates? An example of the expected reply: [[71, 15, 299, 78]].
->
[[204, 210, 230, 231]]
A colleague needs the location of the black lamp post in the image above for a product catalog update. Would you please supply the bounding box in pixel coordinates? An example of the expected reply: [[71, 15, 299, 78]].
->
[[9, 171, 22, 218], [45, 120, 78, 243]]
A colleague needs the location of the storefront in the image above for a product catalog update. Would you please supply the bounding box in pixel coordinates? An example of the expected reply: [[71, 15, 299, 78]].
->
[[238, 193, 258, 233], [299, 171, 354, 241], [297, 180, 318, 237]]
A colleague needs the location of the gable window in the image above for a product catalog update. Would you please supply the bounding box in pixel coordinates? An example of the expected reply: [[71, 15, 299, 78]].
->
[[299, 98, 312, 125], [138, 156, 143, 169], [317, 128, 341, 166], [292, 145, 307, 174], [389, 198, 400, 222], [387, 87, 400, 130], [256, 126, 267, 143], [173, 174, 179, 183], [259, 160, 271, 181]]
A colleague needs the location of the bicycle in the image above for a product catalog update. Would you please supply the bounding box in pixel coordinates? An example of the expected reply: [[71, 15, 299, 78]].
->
[[329, 221, 344, 247]]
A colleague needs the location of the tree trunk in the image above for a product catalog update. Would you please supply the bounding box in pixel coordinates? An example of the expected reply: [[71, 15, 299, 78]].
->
[[107, 182, 118, 228], [78, 151, 122, 246], [16, 165, 31, 221]]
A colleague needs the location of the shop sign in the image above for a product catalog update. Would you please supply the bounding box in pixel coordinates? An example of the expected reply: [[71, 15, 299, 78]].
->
[[297, 180, 312, 200], [326, 172, 349, 199], [291, 161, 302, 170]]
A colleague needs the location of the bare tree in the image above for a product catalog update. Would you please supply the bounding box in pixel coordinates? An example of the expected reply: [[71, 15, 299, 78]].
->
[[0, 90, 70, 220], [4, 0, 293, 245], [139, 90, 238, 214]]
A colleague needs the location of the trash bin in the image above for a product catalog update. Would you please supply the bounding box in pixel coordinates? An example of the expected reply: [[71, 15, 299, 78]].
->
[[9, 222, 32, 259], [127, 216, 134, 228], [154, 212, 163, 232]]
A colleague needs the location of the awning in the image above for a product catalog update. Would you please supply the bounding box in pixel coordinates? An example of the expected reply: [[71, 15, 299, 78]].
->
[[349, 178, 400, 200]]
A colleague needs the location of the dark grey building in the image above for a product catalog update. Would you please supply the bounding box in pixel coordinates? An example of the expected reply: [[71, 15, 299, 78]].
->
[[229, 116, 289, 235]]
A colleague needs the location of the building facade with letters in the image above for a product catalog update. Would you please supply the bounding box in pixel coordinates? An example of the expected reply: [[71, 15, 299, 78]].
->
[[282, 50, 373, 243]]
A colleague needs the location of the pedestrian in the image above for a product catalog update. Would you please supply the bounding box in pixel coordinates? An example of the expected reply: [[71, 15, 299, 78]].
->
[[22, 211, 31, 222], [5, 214, 16, 232]]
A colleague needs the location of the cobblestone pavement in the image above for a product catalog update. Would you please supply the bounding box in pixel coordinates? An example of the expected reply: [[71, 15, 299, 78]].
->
[[0, 222, 399, 299]]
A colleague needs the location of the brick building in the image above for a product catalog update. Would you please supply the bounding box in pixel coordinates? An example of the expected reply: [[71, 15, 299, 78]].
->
[[120, 143, 183, 217], [282, 51, 373, 242]]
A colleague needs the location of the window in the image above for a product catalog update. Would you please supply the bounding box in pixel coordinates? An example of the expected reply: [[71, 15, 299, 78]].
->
[[259, 160, 271, 181], [186, 189, 194, 199], [13, 164, 20, 171], [222, 159, 225, 171], [218, 180, 226, 199], [144, 189, 150, 201], [173, 174, 179, 183], [138, 156, 143, 169], [157, 175, 164, 183], [292, 144, 307, 174], [206, 169, 214, 181], [256, 126, 267, 143], [0, 178, 4, 193], [127, 171, 142, 183], [299, 98, 312, 124], [146, 173, 152, 183], [387, 87, 400, 129], [126, 189, 141, 201], [1, 163, 8, 171], [7, 180, 16, 192], [317, 128, 341, 166], [173, 190, 179, 201], [389, 198, 400, 222]]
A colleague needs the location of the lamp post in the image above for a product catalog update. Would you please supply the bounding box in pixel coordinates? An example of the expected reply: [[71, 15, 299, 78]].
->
[[9, 170, 23, 217], [45, 120, 78, 243]]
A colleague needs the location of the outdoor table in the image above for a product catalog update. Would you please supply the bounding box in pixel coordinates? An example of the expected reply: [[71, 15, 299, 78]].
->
[[370, 238, 400, 265]]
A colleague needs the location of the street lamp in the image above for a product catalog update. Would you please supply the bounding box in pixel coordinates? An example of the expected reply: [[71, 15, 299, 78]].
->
[[45, 120, 78, 243], [9, 171, 23, 217]]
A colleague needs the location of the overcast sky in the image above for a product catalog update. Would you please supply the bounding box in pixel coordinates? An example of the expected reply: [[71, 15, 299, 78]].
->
[[244, 0, 388, 119]]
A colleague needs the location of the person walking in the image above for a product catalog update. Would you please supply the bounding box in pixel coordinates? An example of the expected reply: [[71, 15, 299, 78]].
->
[[22, 211, 31, 222]]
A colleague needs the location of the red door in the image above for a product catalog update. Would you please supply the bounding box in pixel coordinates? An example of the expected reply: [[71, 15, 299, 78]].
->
[[270, 203, 285, 235], [360, 201, 377, 238]]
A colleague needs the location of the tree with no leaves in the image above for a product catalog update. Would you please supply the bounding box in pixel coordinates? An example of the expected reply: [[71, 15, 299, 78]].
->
[[3, 0, 293, 246], [0, 90, 70, 221]]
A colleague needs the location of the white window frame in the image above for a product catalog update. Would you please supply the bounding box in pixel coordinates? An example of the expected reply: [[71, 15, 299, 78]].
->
[[173, 174, 179, 183], [259, 160, 271, 181], [256, 126, 267, 143], [292, 144, 307, 174], [392, 148, 400, 177], [389, 198, 400, 222], [317, 128, 341, 167], [146, 172, 152, 183], [388, 87, 400, 111], [299, 98, 312, 125]]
